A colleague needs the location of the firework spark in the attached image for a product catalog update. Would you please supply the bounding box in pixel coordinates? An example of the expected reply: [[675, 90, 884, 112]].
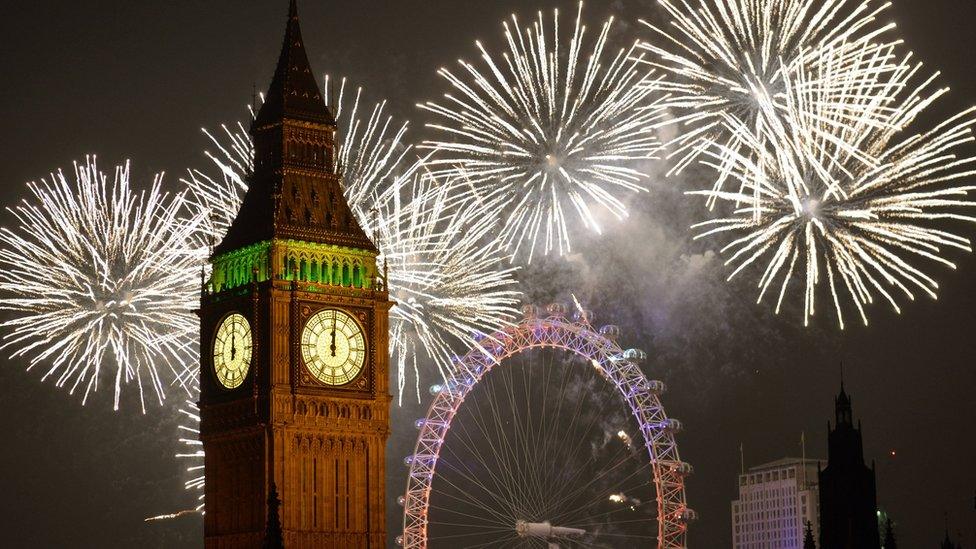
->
[[639, 0, 903, 190], [419, 1, 665, 262], [176, 387, 204, 511], [362, 173, 521, 403], [0, 157, 203, 411], [691, 63, 976, 328]]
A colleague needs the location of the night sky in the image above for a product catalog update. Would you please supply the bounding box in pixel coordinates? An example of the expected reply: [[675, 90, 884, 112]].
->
[[1, 1, 975, 548]]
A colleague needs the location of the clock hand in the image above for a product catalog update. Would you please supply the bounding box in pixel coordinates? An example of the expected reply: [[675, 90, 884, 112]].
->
[[330, 316, 337, 357], [231, 331, 237, 361]]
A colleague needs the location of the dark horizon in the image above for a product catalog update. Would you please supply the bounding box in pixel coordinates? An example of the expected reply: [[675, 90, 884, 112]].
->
[[1, 1, 975, 547]]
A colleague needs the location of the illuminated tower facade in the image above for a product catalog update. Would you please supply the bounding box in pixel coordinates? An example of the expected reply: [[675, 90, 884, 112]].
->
[[198, 2, 392, 547], [818, 383, 880, 549]]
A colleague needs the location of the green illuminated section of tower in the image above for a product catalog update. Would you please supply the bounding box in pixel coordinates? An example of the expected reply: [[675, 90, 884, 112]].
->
[[210, 239, 377, 293]]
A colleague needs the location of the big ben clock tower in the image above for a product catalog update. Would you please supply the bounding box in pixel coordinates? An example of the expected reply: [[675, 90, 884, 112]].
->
[[199, 2, 392, 547]]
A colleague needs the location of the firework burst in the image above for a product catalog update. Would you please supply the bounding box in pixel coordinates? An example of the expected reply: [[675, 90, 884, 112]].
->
[[692, 64, 976, 328], [640, 0, 903, 190], [362, 173, 521, 403], [419, 1, 665, 262], [0, 157, 203, 411]]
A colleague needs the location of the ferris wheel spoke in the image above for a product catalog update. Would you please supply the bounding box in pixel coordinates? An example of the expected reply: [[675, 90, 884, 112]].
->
[[426, 516, 514, 533], [539, 352, 575, 499], [429, 471, 517, 527], [539, 378, 619, 519], [571, 513, 661, 528], [428, 525, 518, 547], [533, 352, 564, 507], [545, 447, 647, 525], [526, 352, 568, 518], [461, 368, 526, 507], [462, 533, 523, 549], [542, 435, 643, 524], [434, 459, 519, 526], [515, 351, 548, 515], [506, 357, 543, 517], [488, 363, 537, 517], [559, 494, 661, 529], [442, 407, 524, 520], [477, 367, 533, 517], [426, 505, 513, 530], [436, 439, 524, 522], [536, 356, 582, 513]]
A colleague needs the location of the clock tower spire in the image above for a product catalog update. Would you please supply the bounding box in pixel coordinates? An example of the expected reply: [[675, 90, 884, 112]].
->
[[199, 2, 392, 547]]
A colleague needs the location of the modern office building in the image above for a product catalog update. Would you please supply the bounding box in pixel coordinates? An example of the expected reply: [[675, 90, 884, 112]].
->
[[731, 457, 821, 548]]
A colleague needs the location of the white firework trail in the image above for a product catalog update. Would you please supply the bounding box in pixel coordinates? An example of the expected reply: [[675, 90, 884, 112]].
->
[[419, 1, 666, 262], [0, 156, 204, 411], [691, 59, 976, 329], [360, 172, 521, 404], [639, 0, 904, 195], [176, 388, 204, 512]]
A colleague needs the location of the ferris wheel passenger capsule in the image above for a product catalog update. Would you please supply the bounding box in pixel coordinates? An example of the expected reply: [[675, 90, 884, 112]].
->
[[623, 348, 647, 362], [599, 324, 620, 340], [397, 495, 406, 506], [573, 308, 594, 324], [681, 508, 699, 522], [429, 384, 443, 395], [546, 302, 568, 316], [521, 304, 540, 319], [658, 418, 683, 433], [647, 380, 667, 395], [395, 535, 404, 546], [662, 460, 694, 476], [675, 461, 694, 476]]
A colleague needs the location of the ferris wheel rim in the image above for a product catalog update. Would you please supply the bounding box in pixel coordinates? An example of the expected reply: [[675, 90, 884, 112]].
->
[[399, 309, 692, 549]]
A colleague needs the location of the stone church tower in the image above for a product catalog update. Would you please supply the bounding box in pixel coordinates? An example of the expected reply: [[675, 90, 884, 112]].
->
[[198, 2, 392, 547], [818, 382, 881, 549]]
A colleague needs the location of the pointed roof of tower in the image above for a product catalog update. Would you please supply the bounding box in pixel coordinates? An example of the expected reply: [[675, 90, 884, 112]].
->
[[253, 0, 336, 129], [835, 376, 853, 427], [213, 0, 377, 257], [838, 362, 850, 405]]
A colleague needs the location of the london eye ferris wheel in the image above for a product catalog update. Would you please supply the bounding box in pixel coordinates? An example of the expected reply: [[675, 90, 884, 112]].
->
[[400, 303, 695, 548]]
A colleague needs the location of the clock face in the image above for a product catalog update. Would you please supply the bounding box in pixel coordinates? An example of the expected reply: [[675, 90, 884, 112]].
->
[[212, 313, 253, 389], [301, 309, 366, 386]]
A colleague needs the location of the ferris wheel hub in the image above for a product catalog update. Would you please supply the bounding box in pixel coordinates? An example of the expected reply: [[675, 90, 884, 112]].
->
[[515, 520, 586, 539]]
